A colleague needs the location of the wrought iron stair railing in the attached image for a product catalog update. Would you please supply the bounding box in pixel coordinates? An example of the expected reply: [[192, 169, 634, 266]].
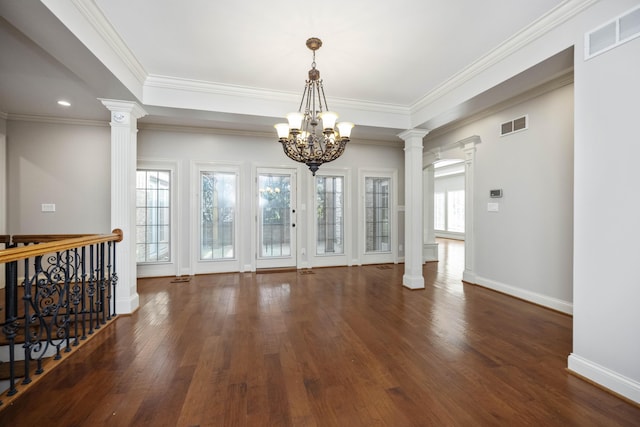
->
[[0, 230, 122, 407]]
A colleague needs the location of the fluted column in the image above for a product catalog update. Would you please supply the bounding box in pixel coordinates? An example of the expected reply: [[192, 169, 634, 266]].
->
[[460, 135, 480, 283], [422, 162, 438, 262], [398, 129, 430, 289], [100, 99, 147, 314]]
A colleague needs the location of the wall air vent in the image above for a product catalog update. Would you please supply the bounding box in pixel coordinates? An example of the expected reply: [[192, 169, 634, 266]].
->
[[585, 5, 640, 60], [500, 115, 528, 136]]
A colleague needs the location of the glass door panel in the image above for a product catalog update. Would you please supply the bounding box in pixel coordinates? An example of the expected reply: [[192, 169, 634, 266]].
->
[[257, 169, 296, 268]]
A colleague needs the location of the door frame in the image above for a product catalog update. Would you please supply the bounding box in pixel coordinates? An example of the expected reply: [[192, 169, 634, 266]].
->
[[253, 166, 299, 270]]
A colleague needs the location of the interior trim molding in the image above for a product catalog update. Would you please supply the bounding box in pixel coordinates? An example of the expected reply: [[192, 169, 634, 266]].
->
[[70, 0, 147, 85], [469, 274, 573, 315], [410, 0, 595, 114], [6, 113, 108, 127], [425, 71, 574, 140], [568, 354, 640, 405]]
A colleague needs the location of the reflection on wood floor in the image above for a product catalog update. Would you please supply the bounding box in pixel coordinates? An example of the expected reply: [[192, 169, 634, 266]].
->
[[1, 238, 639, 426]]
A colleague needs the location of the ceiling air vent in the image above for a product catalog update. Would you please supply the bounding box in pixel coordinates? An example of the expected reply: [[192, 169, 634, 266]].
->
[[500, 115, 528, 136], [586, 5, 640, 59]]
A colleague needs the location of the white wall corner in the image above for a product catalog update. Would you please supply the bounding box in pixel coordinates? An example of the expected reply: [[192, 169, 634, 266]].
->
[[568, 354, 640, 405]]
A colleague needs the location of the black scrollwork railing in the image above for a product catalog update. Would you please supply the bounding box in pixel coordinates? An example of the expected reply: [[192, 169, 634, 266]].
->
[[0, 230, 122, 406]]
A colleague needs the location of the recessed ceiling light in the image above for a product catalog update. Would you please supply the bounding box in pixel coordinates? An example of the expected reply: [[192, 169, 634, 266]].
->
[[57, 100, 71, 107]]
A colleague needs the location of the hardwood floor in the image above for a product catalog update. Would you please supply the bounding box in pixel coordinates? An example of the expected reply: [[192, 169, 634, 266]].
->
[[1, 238, 639, 426]]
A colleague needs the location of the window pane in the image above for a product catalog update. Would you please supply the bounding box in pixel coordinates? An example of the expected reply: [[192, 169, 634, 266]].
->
[[136, 169, 171, 263], [201, 171, 236, 260], [434, 192, 445, 230], [258, 174, 291, 257], [365, 177, 391, 252], [447, 190, 465, 232], [316, 176, 344, 255]]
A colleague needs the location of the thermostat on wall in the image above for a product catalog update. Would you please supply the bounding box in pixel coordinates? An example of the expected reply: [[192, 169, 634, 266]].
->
[[490, 189, 503, 198]]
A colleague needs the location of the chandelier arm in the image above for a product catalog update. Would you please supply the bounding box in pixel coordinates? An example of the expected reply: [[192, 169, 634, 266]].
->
[[298, 84, 309, 114], [319, 81, 330, 112]]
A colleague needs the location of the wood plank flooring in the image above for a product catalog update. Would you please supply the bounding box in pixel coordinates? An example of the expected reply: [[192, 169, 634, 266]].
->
[[1, 239, 639, 426]]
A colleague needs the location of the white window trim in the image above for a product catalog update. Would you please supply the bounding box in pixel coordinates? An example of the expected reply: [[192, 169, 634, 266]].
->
[[308, 168, 352, 268], [192, 161, 242, 274], [136, 159, 179, 278], [358, 168, 398, 265]]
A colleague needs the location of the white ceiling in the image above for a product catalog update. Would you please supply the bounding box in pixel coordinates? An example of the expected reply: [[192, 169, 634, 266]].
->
[[0, 0, 576, 141]]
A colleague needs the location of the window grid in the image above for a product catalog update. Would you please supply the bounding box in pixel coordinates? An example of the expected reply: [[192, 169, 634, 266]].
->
[[365, 177, 391, 253], [316, 176, 344, 255], [136, 169, 171, 263], [259, 174, 291, 258], [200, 171, 236, 260]]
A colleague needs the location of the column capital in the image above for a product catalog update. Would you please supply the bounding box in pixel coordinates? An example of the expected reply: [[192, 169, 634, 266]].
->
[[398, 128, 430, 143], [459, 135, 481, 152], [99, 99, 147, 125]]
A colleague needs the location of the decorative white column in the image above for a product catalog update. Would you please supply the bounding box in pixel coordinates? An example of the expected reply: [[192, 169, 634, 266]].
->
[[398, 129, 430, 289], [422, 151, 440, 262], [100, 99, 147, 314], [460, 135, 480, 284]]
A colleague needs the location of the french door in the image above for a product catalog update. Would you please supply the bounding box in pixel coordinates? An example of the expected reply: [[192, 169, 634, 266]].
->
[[256, 168, 297, 269]]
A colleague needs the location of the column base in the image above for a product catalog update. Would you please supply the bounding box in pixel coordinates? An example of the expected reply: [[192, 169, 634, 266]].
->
[[116, 292, 140, 315], [423, 242, 439, 262], [403, 274, 425, 289]]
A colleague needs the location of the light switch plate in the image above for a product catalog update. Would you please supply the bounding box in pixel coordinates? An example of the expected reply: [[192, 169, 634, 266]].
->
[[41, 203, 56, 212], [487, 203, 499, 212]]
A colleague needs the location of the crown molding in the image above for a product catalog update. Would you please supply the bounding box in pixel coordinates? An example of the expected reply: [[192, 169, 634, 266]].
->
[[70, 0, 147, 85], [6, 113, 108, 127], [426, 70, 574, 141], [138, 122, 273, 138], [411, 0, 596, 114], [137, 122, 400, 147], [144, 74, 410, 116]]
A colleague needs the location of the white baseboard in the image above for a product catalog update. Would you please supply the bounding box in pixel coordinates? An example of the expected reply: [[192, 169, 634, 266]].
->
[[568, 353, 640, 404], [469, 274, 573, 315], [116, 292, 140, 314]]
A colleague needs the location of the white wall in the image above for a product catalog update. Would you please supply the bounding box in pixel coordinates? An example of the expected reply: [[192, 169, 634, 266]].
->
[[137, 128, 405, 276], [569, 4, 640, 403], [7, 120, 110, 234], [426, 82, 575, 311]]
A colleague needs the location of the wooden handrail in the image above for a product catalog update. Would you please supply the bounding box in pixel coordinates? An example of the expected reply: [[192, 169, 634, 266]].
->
[[0, 235, 10, 245], [0, 228, 123, 264], [11, 234, 96, 244]]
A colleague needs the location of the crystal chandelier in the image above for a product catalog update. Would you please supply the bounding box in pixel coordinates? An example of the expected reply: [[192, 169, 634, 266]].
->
[[274, 37, 354, 175]]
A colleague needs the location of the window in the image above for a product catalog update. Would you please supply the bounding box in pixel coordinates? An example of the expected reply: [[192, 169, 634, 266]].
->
[[316, 176, 344, 255], [434, 177, 465, 234], [434, 192, 445, 230], [447, 190, 465, 232], [365, 177, 391, 252], [136, 170, 171, 263], [200, 171, 237, 260]]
